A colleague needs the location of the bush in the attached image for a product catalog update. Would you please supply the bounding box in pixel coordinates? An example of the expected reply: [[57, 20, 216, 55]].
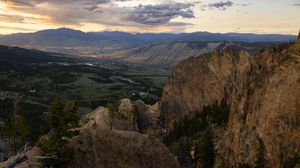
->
[[39, 131, 75, 168]]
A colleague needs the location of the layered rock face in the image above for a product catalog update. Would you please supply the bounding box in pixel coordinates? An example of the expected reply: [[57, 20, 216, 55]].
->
[[160, 41, 300, 167]]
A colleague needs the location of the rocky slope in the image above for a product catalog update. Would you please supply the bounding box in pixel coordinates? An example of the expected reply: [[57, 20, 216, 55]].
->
[[160, 38, 300, 167], [107, 41, 275, 67]]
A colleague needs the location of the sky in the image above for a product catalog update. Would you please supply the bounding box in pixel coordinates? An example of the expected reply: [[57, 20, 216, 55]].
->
[[0, 0, 299, 35]]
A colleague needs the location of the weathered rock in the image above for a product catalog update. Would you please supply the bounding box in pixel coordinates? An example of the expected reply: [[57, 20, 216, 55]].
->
[[216, 44, 300, 167], [160, 49, 250, 130], [70, 107, 180, 168], [159, 42, 300, 167], [118, 99, 134, 120]]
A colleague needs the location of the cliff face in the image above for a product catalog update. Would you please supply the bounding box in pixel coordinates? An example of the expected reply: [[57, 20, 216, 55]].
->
[[160, 41, 300, 167], [217, 43, 300, 167], [160, 49, 250, 130]]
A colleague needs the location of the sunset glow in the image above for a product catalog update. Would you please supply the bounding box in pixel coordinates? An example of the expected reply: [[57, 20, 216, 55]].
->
[[0, 0, 299, 35]]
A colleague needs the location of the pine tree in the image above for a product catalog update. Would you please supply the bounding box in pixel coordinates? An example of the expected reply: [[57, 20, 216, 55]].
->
[[254, 138, 265, 168], [63, 100, 79, 129], [40, 97, 79, 168], [3, 114, 29, 153], [2, 96, 29, 153], [107, 103, 117, 130], [45, 96, 64, 130]]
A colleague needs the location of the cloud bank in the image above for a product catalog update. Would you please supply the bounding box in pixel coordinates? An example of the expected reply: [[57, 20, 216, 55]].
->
[[1, 0, 197, 32]]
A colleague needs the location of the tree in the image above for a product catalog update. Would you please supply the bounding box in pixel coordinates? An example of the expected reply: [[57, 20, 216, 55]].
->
[[171, 138, 192, 167], [1, 96, 29, 153], [107, 103, 117, 130], [254, 138, 265, 168], [3, 114, 29, 153], [282, 153, 299, 168], [46, 97, 64, 129], [63, 100, 79, 129], [202, 128, 215, 168], [40, 97, 79, 168]]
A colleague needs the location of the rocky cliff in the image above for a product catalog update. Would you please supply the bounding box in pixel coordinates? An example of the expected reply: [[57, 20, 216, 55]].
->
[[160, 40, 300, 167], [70, 100, 176, 168], [160, 49, 250, 129]]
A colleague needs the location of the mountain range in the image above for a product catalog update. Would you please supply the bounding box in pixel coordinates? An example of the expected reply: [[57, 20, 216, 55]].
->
[[106, 41, 283, 66], [0, 28, 296, 57]]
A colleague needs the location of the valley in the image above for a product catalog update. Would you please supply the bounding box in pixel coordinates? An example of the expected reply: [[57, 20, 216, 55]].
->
[[0, 0, 299, 167], [0, 30, 299, 168], [0, 46, 168, 109]]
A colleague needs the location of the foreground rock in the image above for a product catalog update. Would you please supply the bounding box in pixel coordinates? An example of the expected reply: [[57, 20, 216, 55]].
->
[[70, 106, 179, 168], [0, 147, 40, 168]]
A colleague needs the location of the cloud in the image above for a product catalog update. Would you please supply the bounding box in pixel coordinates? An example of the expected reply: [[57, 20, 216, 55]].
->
[[3, 0, 113, 8], [0, 25, 39, 32], [1, 0, 196, 32], [0, 14, 25, 23], [127, 3, 195, 25], [208, 1, 234, 10]]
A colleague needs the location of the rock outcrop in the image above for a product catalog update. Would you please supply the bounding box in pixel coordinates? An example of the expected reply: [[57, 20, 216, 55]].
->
[[160, 49, 250, 130], [159, 41, 300, 167], [107, 98, 165, 136], [71, 106, 179, 168]]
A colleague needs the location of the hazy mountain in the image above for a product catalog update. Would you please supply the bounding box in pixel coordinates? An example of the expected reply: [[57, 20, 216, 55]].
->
[[106, 41, 281, 66], [0, 28, 296, 56]]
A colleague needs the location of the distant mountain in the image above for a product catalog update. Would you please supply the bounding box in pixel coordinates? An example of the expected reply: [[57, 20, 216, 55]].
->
[[0, 28, 296, 56], [106, 41, 281, 66]]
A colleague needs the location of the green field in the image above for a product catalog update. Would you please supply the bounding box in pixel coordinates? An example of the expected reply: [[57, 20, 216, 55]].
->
[[0, 61, 169, 115]]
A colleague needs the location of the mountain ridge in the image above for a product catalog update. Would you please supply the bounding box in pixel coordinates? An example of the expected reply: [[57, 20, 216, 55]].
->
[[106, 41, 283, 66], [0, 28, 296, 57]]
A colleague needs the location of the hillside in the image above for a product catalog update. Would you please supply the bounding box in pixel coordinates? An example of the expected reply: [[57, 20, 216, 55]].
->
[[0, 28, 296, 57], [107, 41, 278, 66], [0, 45, 74, 65], [159, 37, 300, 167]]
